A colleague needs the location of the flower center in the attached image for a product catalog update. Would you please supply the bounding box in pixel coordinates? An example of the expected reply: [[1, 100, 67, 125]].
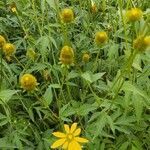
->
[[67, 134, 74, 141], [25, 77, 29, 82]]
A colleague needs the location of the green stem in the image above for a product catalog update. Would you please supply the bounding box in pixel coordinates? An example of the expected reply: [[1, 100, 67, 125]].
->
[[63, 67, 72, 102], [92, 46, 102, 72], [13, 55, 25, 69], [118, 0, 129, 51], [31, 0, 42, 36], [33, 92, 58, 122], [0, 50, 3, 90], [107, 49, 138, 112], [15, 11, 28, 37]]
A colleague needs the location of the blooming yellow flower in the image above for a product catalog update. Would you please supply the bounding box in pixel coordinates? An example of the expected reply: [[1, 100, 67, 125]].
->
[[51, 123, 89, 150], [60, 8, 74, 23], [0, 35, 6, 48], [82, 53, 90, 63], [133, 36, 150, 51], [126, 8, 143, 22], [59, 45, 74, 65], [2, 43, 16, 56], [20, 74, 37, 91], [95, 31, 108, 45], [10, 2, 17, 13], [11, 7, 17, 13]]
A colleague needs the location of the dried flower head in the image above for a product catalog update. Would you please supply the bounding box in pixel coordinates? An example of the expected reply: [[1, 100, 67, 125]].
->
[[0, 35, 6, 48], [20, 74, 37, 91], [82, 53, 90, 63], [2, 43, 16, 56], [91, 2, 98, 13], [126, 8, 143, 22], [133, 36, 150, 51], [95, 31, 108, 45], [60, 8, 74, 23], [26, 48, 37, 61], [59, 45, 74, 65], [43, 69, 51, 81], [51, 123, 89, 150]]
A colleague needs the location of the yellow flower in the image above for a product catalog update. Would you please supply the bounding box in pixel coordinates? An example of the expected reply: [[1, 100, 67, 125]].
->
[[0, 35, 6, 48], [2, 43, 16, 56], [133, 36, 150, 51], [59, 46, 74, 65], [20, 74, 37, 91], [10, 2, 17, 13], [82, 53, 90, 63], [60, 8, 74, 23], [95, 31, 108, 45], [126, 8, 143, 22], [143, 36, 150, 48], [51, 123, 89, 150], [11, 7, 17, 13]]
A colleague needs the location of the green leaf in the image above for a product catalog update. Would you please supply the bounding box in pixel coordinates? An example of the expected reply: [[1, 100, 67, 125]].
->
[[26, 63, 47, 72], [132, 54, 142, 71], [94, 112, 107, 138], [0, 138, 17, 148], [81, 71, 105, 83], [76, 104, 97, 116], [50, 84, 61, 88], [81, 72, 92, 83], [28, 108, 35, 122], [46, 0, 58, 10], [60, 104, 76, 118], [0, 113, 9, 127], [133, 93, 143, 122], [41, 0, 46, 13], [106, 115, 115, 134], [0, 119, 9, 127], [88, 112, 107, 138], [0, 90, 18, 103], [122, 82, 150, 104], [36, 36, 50, 58], [49, 36, 58, 49], [119, 141, 129, 150], [43, 86, 53, 106], [66, 71, 79, 80], [92, 72, 106, 82]]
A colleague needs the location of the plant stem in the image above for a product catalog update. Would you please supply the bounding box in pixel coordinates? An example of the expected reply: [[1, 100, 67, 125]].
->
[[0, 50, 3, 90]]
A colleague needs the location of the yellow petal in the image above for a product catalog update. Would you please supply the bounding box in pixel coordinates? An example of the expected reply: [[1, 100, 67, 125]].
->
[[51, 138, 66, 149], [75, 137, 89, 143], [62, 141, 69, 149], [64, 124, 70, 133], [68, 140, 81, 150], [70, 123, 77, 133], [52, 132, 66, 138], [73, 128, 81, 136]]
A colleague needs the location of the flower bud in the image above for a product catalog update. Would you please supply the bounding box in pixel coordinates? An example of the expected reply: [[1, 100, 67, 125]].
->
[[126, 8, 143, 22], [60, 8, 74, 23], [95, 31, 108, 45], [59, 46, 74, 65], [20, 74, 37, 91]]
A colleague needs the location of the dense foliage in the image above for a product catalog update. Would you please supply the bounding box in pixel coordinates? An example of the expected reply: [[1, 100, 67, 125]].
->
[[0, 0, 150, 149]]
